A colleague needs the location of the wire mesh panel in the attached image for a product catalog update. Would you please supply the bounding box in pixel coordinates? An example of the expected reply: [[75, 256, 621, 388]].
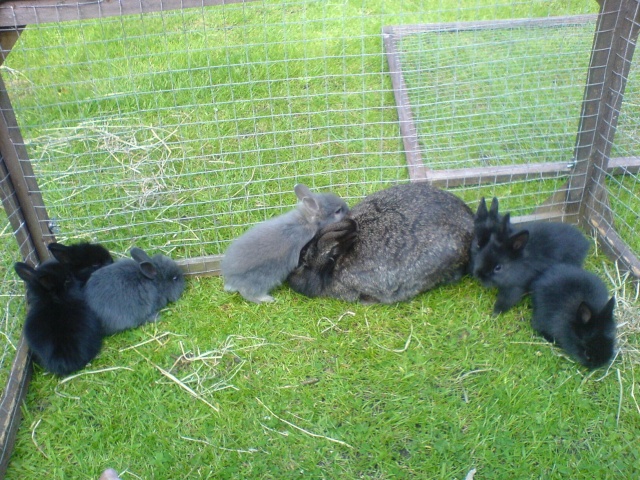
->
[[383, 16, 601, 219], [0, 0, 598, 271], [0, 208, 28, 400], [589, 1, 640, 275]]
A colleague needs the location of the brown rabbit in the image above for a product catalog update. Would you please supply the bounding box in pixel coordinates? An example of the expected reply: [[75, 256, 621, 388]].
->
[[288, 182, 474, 303]]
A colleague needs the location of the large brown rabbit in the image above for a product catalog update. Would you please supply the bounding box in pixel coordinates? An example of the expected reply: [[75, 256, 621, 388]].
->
[[287, 182, 474, 304]]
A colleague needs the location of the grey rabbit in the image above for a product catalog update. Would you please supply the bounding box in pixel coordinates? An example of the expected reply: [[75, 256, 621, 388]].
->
[[531, 264, 616, 369], [85, 247, 186, 335], [48, 241, 114, 285], [288, 182, 474, 304], [14, 260, 103, 376], [221, 183, 349, 303], [472, 213, 591, 314]]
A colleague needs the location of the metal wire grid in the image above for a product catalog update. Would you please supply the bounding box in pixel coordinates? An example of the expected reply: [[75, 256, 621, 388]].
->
[[0, 1, 598, 263], [0, 205, 28, 393], [593, 2, 640, 265], [383, 16, 600, 217]]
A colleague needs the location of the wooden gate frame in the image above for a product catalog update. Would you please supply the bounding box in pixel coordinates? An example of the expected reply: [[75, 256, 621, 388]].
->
[[0, 0, 638, 475]]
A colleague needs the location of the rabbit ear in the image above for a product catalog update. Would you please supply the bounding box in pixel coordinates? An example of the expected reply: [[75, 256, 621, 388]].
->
[[497, 212, 511, 237], [508, 230, 529, 252], [130, 247, 157, 279], [294, 184, 320, 212], [577, 302, 593, 324], [475, 197, 488, 219], [130, 247, 152, 263], [14, 262, 36, 284], [294, 183, 312, 201], [302, 196, 320, 212], [489, 197, 499, 218], [47, 242, 71, 263], [138, 261, 158, 280], [600, 296, 616, 319]]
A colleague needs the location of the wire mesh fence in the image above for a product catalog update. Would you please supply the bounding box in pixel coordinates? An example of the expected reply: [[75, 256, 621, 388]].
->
[[1, 0, 639, 473]]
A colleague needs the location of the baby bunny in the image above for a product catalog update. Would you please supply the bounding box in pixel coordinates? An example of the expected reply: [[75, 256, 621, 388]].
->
[[48, 241, 114, 285], [221, 183, 348, 303], [472, 213, 591, 314], [531, 264, 616, 369], [469, 197, 506, 272], [15, 260, 103, 376], [85, 247, 185, 335], [473, 197, 502, 251], [288, 182, 474, 304]]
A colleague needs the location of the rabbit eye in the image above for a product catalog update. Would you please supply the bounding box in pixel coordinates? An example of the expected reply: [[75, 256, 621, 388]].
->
[[335, 207, 343, 215], [172, 275, 179, 281], [493, 264, 502, 273]]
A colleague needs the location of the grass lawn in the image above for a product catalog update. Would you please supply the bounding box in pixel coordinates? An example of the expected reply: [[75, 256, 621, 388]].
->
[[3, 0, 640, 478]]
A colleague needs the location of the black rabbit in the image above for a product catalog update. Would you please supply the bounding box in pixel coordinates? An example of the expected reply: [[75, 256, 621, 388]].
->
[[469, 197, 507, 273], [472, 214, 591, 314], [85, 247, 185, 335], [473, 197, 502, 251], [15, 261, 103, 376], [531, 264, 616, 369], [221, 184, 348, 303], [288, 182, 474, 304], [48, 241, 114, 285]]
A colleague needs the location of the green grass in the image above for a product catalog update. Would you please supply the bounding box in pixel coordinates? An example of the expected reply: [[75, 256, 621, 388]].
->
[[3, 0, 640, 478], [7, 248, 640, 479]]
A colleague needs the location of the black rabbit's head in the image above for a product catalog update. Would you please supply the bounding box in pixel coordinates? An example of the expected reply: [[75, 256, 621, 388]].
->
[[472, 219, 529, 288], [15, 260, 78, 302], [473, 197, 502, 252], [570, 297, 616, 369]]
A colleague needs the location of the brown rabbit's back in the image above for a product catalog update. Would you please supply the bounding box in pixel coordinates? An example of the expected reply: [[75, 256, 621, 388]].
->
[[326, 182, 474, 303]]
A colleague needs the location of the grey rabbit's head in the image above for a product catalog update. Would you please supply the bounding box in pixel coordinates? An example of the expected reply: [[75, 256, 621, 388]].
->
[[130, 247, 186, 303], [294, 183, 349, 229], [568, 297, 616, 369]]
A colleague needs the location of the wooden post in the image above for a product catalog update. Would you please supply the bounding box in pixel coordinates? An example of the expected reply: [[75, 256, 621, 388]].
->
[[568, 0, 640, 225], [0, 27, 55, 479]]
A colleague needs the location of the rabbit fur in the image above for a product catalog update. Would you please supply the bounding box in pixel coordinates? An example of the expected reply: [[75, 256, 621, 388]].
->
[[288, 182, 474, 304], [85, 247, 185, 335], [531, 264, 616, 369], [48, 241, 114, 285], [472, 213, 591, 314], [221, 183, 348, 303], [15, 260, 103, 376]]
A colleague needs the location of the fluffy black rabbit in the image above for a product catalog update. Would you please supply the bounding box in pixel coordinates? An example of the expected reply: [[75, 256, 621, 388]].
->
[[469, 197, 506, 273], [473, 197, 502, 251], [221, 183, 349, 303], [288, 182, 474, 303], [48, 241, 114, 284], [473, 213, 591, 314], [85, 247, 185, 335], [15, 260, 103, 376], [531, 264, 616, 369]]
